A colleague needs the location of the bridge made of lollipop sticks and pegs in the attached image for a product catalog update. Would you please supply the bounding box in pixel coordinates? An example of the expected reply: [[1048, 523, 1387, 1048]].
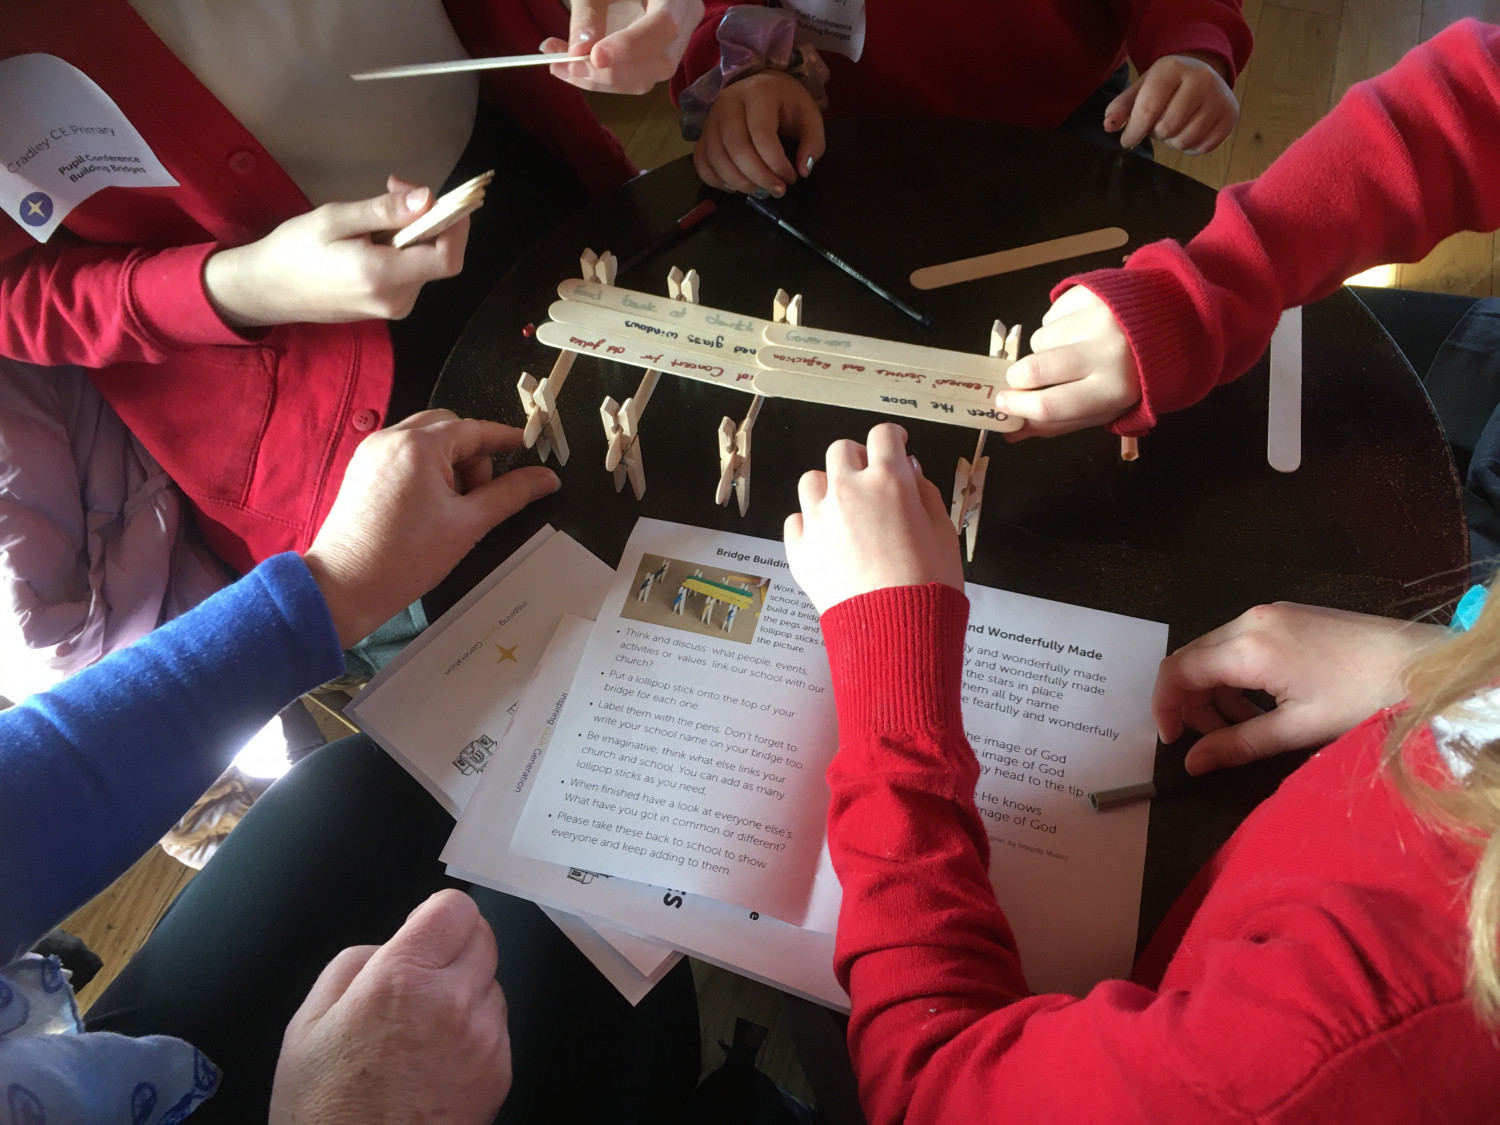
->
[[516, 249, 1141, 563]]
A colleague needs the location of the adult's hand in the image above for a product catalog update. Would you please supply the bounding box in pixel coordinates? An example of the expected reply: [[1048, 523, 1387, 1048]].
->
[[784, 423, 963, 614], [303, 410, 560, 647], [543, 0, 705, 95], [1103, 53, 1240, 154], [1153, 602, 1447, 775], [996, 286, 1141, 440], [204, 176, 468, 328], [269, 890, 511, 1125], [694, 71, 825, 196]]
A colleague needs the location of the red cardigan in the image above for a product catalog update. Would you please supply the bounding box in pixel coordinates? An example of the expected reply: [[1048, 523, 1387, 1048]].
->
[[821, 583, 1500, 1124], [0, 1, 631, 573], [1060, 18, 1500, 436], [671, 0, 1251, 129]]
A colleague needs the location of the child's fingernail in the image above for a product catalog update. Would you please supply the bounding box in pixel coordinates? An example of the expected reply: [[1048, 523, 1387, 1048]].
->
[[593, 46, 612, 68], [909, 455, 922, 474], [753, 187, 770, 200], [723, 181, 735, 193], [771, 183, 785, 198], [569, 29, 595, 48], [804, 156, 816, 174], [405, 187, 430, 210]]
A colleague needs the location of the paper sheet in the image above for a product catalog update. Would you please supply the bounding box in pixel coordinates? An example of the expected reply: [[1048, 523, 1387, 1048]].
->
[[959, 584, 1167, 994], [443, 609, 845, 1007], [0, 54, 178, 243], [540, 906, 683, 1007], [348, 529, 612, 815], [508, 521, 841, 930], [451, 518, 1166, 1004]]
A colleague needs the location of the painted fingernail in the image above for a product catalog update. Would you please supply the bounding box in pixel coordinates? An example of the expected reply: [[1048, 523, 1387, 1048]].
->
[[753, 187, 771, 200]]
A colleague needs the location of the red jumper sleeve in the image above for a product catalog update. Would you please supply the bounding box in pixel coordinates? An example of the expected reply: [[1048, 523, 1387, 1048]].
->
[[819, 584, 1484, 1123], [1058, 18, 1500, 435], [669, 0, 759, 104], [1118, 0, 1253, 83], [0, 240, 256, 368]]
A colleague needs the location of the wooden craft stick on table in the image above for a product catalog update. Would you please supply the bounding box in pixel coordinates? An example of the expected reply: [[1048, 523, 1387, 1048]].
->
[[1267, 307, 1303, 473], [352, 53, 574, 81], [909, 227, 1130, 291]]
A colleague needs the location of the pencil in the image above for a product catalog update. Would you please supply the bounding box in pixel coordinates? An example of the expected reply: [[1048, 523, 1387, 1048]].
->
[[744, 197, 932, 328], [1088, 777, 1192, 811], [619, 200, 718, 275]]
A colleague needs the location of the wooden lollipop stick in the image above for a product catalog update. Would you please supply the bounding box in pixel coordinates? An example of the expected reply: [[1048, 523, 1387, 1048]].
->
[[352, 53, 572, 81], [381, 170, 493, 249], [910, 228, 1130, 291], [1267, 306, 1302, 473], [1120, 436, 1139, 461]]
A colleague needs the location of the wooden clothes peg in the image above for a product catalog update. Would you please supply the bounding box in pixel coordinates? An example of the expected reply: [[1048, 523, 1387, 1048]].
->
[[716, 396, 764, 514], [948, 319, 1014, 562], [601, 368, 659, 498], [517, 347, 575, 465], [598, 264, 698, 499], [950, 430, 989, 563], [713, 288, 798, 514], [518, 247, 621, 464]]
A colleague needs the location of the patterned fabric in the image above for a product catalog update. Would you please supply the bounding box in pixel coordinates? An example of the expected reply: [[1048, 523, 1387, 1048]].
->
[[678, 6, 829, 141], [0, 954, 218, 1123]]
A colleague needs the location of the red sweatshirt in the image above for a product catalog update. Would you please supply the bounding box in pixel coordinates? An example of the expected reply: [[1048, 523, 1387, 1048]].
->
[[820, 583, 1500, 1124], [0, 0, 631, 573], [1060, 18, 1500, 436], [671, 0, 1252, 129]]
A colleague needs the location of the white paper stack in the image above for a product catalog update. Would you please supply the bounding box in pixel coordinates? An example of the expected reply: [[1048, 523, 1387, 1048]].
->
[[360, 518, 1169, 1010]]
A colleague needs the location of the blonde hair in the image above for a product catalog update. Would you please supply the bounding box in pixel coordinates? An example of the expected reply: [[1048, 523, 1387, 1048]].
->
[[1386, 580, 1500, 1023]]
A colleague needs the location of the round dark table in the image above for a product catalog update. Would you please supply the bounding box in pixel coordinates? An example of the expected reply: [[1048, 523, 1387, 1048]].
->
[[428, 118, 1466, 952]]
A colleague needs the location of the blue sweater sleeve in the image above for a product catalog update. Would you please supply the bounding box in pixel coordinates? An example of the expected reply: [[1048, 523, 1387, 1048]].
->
[[0, 553, 345, 959]]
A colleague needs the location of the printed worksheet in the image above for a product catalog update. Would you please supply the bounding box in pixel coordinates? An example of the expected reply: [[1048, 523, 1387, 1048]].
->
[[509, 520, 841, 929], [348, 529, 612, 815], [960, 585, 1167, 994], [443, 613, 844, 1008]]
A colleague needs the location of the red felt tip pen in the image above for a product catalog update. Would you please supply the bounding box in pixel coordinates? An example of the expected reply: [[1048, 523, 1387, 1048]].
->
[[618, 199, 717, 275]]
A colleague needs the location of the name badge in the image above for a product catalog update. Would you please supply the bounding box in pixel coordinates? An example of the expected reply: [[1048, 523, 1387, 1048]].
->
[[0, 54, 178, 243], [781, 0, 866, 62]]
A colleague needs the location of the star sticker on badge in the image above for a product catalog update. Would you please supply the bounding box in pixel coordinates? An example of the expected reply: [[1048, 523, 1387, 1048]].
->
[[495, 643, 518, 663], [25, 200, 44, 217]]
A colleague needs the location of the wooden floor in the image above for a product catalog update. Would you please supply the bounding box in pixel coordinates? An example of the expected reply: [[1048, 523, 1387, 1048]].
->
[[60, 0, 1497, 1102]]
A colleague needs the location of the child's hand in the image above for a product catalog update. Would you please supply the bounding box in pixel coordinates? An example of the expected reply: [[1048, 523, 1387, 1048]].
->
[[204, 176, 467, 328], [995, 286, 1141, 440], [784, 423, 963, 614], [694, 71, 825, 197], [1153, 603, 1446, 775], [1103, 53, 1239, 154], [543, 0, 704, 95]]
